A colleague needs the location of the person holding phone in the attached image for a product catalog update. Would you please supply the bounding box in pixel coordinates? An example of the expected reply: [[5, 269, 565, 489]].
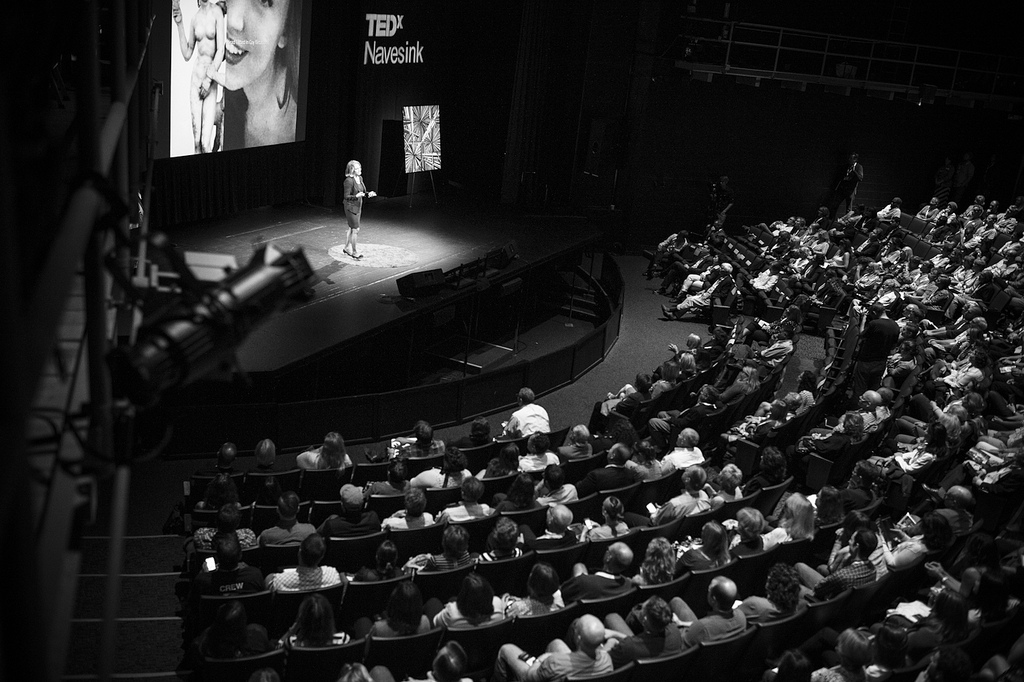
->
[[342, 159, 376, 259]]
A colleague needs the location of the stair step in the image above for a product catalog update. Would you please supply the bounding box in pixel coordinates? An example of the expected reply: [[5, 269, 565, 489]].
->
[[79, 536, 187, 575], [65, 618, 185, 677], [74, 574, 183, 619]]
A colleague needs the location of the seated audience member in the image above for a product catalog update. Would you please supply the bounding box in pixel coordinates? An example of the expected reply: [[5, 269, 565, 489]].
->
[[838, 461, 879, 512], [185, 533, 264, 637], [519, 504, 577, 551], [648, 386, 722, 454], [415, 524, 476, 572], [437, 476, 494, 524], [450, 417, 492, 450], [582, 496, 630, 541], [796, 529, 878, 600], [195, 472, 241, 511], [535, 464, 579, 506], [249, 438, 287, 474], [278, 592, 350, 648], [631, 536, 677, 586], [660, 428, 705, 473], [265, 533, 345, 592], [392, 420, 446, 459], [574, 443, 641, 498], [561, 542, 635, 602], [669, 576, 747, 647], [352, 580, 431, 639], [888, 589, 972, 663], [316, 484, 382, 538], [429, 573, 505, 629], [906, 485, 974, 538], [193, 503, 256, 551], [602, 596, 683, 667], [494, 472, 541, 513], [364, 459, 410, 498], [808, 628, 873, 682], [479, 443, 521, 479], [742, 447, 788, 495], [709, 464, 744, 510], [353, 539, 404, 582], [651, 465, 711, 525], [814, 486, 845, 528], [676, 520, 731, 576], [919, 645, 974, 682], [499, 387, 550, 440], [501, 561, 565, 617], [626, 438, 664, 481], [194, 442, 240, 477], [296, 432, 353, 473], [762, 493, 816, 551], [493, 614, 612, 682], [819, 511, 888, 580], [558, 425, 594, 461], [481, 517, 525, 561], [518, 433, 560, 473], [878, 512, 953, 570], [410, 447, 473, 490], [258, 491, 316, 547], [382, 487, 436, 530], [730, 507, 767, 557], [183, 599, 271, 673], [369, 642, 471, 682], [740, 562, 806, 625]]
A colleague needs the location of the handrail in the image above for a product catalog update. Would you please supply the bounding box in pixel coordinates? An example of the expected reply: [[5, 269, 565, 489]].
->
[[675, 18, 1024, 103]]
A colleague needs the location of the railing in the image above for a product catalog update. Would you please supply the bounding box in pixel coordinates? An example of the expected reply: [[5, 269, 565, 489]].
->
[[675, 18, 1024, 104]]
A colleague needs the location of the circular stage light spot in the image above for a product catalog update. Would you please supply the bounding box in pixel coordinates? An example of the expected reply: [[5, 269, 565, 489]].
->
[[328, 243, 419, 268]]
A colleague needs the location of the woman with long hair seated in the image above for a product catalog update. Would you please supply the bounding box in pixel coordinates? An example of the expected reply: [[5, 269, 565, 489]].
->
[[762, 493, 816, 551], [814, 486, 845, 529], [632, 536, 677, 586], [352, 580, 432, 639], [429, 573, 506, 629], [353, 540, 404, 582], [502, 562, 565, 617], [279, 592, 350, 648], [743, 447, 788, 496], [479, 443, 522, 478], [183, 600, 271, 672], [675, 520, 731, 576], [296, 431, 353, 473], [493, 472, 540, 513]]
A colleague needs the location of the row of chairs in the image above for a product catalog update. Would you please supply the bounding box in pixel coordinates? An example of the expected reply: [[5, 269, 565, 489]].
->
[[196, 535, 1024, 682]]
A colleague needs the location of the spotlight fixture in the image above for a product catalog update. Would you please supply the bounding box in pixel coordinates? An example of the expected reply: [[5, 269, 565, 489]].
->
[[108, 242, 315, 406]]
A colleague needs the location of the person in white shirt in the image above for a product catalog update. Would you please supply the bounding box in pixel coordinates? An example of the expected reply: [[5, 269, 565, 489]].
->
[[662, 428, 705, 473], [876, 197, 903, 226], [518, 433, 560, 473], [916, 197, 941, 222], [500, 387, 550, 439]]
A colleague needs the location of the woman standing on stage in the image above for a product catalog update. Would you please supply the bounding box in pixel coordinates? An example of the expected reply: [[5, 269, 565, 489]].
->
[[343, 160, 375, 259]]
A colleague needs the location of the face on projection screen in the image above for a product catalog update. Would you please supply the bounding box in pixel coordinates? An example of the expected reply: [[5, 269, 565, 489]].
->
[[169, 0, 307, 156], [403, 105, 441, 172]]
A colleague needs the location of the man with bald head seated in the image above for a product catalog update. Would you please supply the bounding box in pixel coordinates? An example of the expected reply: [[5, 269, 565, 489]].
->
[[492, 613, 612, 682], [574, 443, 641, 498], [910, 485, 975, 537], [856, 390, 890, 433], [519, 504, 578, 551], [669, 576, 747, 648], [560, 542, 634, 603]]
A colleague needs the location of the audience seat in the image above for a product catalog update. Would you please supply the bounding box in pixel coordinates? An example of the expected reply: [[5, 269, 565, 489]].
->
[[633, 645, 699, 677], [325, 531, 389, 575], [798, 589, 852, 642], [690, 625, 758, 680], [284, 639, 367, 682], [388, 522, 447, 564], [241, 469, 301, 506], [745, 609, 808, 675], [450, 513, 499, 555], [413, 564, 475, 604], [362, 628, 445, 681], [579, 586, 640, 621], [568, 661, 636, 682], [423, 486, 464, 516], [509, 602, 582, 656], [678, 559, 739, 619], [201, 648, 285, 682], [480, 473, 518, 507], [562, 494, 602, 527], [365, 494, 406, 520], [440, 617, 517, 680], [308, 500, 343, 527], [298, 469, 350, 503], [500, 506, 550, 536], [260, 543, 300, 576], [733, 547, 778, 598], [269, 582, 347, 639], [752, 476, 793, 518], [350, 462, 390, 488], [533, 543, 588, 583], [473, 551, 536, 597], [198, 590, 273, 635], [337, 575, 411, 631], [405, 454, 445, 477], [635, 572, 690, 604]]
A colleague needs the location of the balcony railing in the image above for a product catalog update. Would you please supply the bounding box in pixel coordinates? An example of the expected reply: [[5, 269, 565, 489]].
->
[[674, 18, 1024, 105]]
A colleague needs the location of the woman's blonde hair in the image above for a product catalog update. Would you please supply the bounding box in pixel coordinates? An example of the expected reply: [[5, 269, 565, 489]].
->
[[780, 493, 816, 541]]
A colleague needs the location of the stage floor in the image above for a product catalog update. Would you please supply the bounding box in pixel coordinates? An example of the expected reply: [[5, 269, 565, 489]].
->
[[165, 194, 602, 372]]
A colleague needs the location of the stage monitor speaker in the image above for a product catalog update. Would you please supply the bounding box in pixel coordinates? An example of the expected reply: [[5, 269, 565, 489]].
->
[[397, 269, 445, 297], [379, 119, 406, 197]]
